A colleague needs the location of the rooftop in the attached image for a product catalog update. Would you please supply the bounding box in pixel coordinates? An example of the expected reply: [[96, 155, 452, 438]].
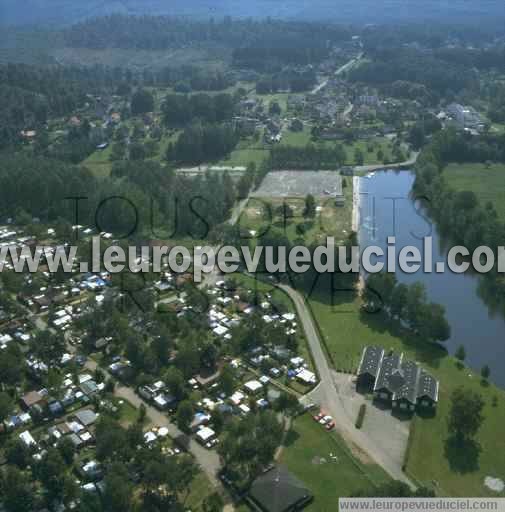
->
[[249, 465, 312, 512], [357, 346, 384, 378]]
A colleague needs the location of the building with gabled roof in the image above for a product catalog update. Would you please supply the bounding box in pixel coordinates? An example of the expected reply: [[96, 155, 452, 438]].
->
[[356, 346, 384, 390], [249, 465, 312, 512], [392, 359, 420, 412], [357, 346, 439, 413], [373, 352, 402, 402], [417, 369, 439, 408]]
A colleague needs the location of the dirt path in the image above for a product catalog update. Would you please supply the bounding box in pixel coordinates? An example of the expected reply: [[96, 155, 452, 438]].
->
[[274, 416, 292, 461]]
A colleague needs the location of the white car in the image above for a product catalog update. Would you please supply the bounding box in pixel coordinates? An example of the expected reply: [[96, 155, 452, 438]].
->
[[319, 415, 333, 425]]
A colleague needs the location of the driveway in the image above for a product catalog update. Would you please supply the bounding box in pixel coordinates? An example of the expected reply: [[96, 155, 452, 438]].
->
[[333, 372, 410, 470], [278, 284, 415, 487], [113, 385, 222, 488], [75, 351, 223, 488]]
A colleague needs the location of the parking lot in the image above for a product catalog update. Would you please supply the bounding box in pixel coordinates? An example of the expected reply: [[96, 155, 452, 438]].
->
[[332, 371, 411, 469], [252, 170, 343, 198]]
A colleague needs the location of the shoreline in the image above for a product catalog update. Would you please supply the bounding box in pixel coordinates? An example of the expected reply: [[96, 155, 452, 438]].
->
[[351, 174, 360, 233], [352, 174, 365, 294]]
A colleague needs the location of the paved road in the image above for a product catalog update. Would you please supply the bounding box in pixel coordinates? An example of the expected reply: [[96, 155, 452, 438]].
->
[[115, 385, 222, 487], [311, 53, 364, 95], [176, 165, 247, 177], [354, 151, 419, 173], [277, 284, 415, 488]]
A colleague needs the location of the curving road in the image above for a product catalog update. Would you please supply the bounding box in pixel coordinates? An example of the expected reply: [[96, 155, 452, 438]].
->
[[277, 284, 415, 488], [354, 151, 419, 174]]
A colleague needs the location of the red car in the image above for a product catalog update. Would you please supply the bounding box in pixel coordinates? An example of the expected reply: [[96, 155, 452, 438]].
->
[[325, 421, 336, 431], [313, 411, 325, 422]]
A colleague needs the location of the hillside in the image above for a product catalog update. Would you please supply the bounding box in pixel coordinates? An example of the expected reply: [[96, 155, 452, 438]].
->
[[1, 0, 504, 26]]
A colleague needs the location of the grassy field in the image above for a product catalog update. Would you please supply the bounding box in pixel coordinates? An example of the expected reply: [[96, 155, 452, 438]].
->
[[407, 365, 505, 497], [81, 145, 113, 177], [215, 135, 270, 168], [281, 127, 312, 147], [280, 126, 399, 165], [185, 473, 216, 511], [345, 139, 399, 166], [218, 146, 270, 168], [288, 174, 505, 496], [238, 183, 353, 245], [309, 293, 505, 496], [255, 92, 291, 113], [444, 163, 505, 221], [280, 414, 391, 511]]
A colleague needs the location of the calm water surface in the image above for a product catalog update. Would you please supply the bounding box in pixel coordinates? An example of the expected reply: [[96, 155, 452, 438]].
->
[[359, 170, 505, 387]]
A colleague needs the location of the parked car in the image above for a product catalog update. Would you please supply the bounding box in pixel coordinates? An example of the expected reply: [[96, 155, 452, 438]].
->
[[75, 355, 87, 367], [319, 415, 333, 425]]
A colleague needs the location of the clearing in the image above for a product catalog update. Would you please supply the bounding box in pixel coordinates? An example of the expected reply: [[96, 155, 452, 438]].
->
[[280, 414, 391, 511], [444, 162, 505, 222]]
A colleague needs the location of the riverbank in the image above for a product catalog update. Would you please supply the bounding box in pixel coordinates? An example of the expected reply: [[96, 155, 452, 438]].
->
[[352, 174, 360, 233], [309, 168, 505, 496]]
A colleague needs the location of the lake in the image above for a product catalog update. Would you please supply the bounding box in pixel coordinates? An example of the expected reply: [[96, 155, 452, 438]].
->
[[359, 169, 505, 387]]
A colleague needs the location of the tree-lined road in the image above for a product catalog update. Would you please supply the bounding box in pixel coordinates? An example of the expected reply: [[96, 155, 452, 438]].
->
[[311, 52, 364, 95], [354, 151, 419, 173]]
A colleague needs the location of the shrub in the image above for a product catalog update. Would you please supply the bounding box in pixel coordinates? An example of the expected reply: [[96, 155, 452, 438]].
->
[[355, 403, 367, 429]]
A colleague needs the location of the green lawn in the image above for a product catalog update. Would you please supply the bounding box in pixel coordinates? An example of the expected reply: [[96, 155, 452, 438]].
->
[[218, 147, 270, 168], [490, 123, 505, 135], [444, 162, 505, 221], [185, 472, 216, 511], [280, 414, 391, 511], [309, 293, 505, 496], [238, 183, 353, 246], [406, 364, 505, 497], [255, 92, 291, 113], [280, 126, 312, 147], [115, 397, 139, 426], [299, 164, 505, 495], [280, 128, 401, 166], [81, 145, 113, 177], [343, 139, 401, 166]]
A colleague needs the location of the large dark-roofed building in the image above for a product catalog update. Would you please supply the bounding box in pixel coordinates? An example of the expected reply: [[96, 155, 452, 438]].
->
[[356, 346, 440, 414], [356, 346, 384, 390], [249, 465, 312, 512], [392, 360, 420, 412], [373, 353, 402, 401], [417, 369, 439, 408]]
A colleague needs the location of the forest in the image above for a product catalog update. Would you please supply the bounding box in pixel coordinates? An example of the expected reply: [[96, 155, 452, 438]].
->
[[349, 49, 479, 100], [0, 154, 237, 240], [414, 129, 505, 313], [63, 15, 350, 54]]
